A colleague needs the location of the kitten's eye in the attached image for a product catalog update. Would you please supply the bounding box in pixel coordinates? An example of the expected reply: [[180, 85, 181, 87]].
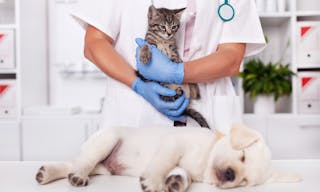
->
[[159, 25, 166, 31], [171, 25, 178, 30]]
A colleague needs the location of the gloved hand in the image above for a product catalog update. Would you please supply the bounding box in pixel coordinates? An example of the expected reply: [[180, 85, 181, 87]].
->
[[135, 38, 185, 85], [132, 77, 189, 121]]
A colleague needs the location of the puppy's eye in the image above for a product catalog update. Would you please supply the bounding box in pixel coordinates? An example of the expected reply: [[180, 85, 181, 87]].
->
[[241, 155, 245, 162]]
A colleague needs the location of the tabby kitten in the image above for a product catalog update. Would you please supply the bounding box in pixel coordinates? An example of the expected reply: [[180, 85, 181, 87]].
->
[[137, 5, 210, 128]]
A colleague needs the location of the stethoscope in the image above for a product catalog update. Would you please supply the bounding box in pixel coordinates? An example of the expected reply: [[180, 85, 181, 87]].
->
[[150, 0, 235, 22], [218, 0, 235, 22]]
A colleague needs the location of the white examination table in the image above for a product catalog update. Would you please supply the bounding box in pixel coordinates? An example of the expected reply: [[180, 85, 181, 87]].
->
[[0, 160, 319, 192]]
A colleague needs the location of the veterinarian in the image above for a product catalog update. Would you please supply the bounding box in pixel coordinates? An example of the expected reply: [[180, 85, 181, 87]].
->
[[71, 0, 265, 133]]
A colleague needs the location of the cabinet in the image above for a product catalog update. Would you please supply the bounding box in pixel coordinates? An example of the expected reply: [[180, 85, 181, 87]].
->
[[241, 1, 320, 159], [21, 115, 101, 161], [0, 122, 20, 160], [239, 0, 320, 114], [268, 115, 320, 159], [244, 115, 320, 160], [0, 0, 20, 119], [48, 0, 106, 112]]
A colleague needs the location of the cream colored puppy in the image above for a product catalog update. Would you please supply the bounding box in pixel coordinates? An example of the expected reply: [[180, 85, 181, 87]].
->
[[35, 124, 301, 191]]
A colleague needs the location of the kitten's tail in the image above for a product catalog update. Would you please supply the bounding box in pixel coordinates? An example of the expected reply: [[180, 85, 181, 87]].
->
[[184, 108, 210, 129]]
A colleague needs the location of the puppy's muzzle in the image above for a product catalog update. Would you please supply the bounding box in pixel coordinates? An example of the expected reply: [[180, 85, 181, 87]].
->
[[216, 167, 235, 183]]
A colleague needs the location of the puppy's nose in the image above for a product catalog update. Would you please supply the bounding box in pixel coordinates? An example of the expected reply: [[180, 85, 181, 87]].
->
[[224, 168, 235, 182]]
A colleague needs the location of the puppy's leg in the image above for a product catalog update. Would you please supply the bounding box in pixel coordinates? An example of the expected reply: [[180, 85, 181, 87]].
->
[[36, 162, 72, 185], [68, 130, 120, 187], [164, 167, 192, 192], [36, 162, 111, 185], [140, 137, 182, 192], [90, 163, 111, 175]]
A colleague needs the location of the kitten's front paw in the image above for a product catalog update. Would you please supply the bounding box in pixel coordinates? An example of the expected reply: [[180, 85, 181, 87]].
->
[[140, 176, 164, 192], [68, 173, 89, 187], [140, 45, 151, 64]]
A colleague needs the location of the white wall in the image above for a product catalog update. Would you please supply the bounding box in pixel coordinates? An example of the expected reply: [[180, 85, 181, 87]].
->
[[20, 0, 48, 108]]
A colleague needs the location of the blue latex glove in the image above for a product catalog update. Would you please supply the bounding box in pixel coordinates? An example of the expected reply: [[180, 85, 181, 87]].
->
[[132, 77, 189, 121], [135, 38, 185, 85]]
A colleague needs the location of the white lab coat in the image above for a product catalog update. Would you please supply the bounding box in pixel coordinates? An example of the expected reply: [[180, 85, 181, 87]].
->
[[71, 0, 265, 133]]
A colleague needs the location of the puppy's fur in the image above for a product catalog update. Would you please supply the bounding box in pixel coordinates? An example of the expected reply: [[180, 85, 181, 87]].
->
[[35, 124, 301, 191]]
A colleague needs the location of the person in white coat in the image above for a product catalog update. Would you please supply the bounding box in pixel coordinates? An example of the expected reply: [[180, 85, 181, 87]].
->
[[71, 0, 265, 134]]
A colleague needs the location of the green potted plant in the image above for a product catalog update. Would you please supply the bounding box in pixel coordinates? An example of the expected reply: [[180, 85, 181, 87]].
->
[[238, 59, 295, 114]]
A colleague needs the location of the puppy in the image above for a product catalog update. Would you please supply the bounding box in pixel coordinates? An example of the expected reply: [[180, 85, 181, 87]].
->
[[35, 124, 301, 191]]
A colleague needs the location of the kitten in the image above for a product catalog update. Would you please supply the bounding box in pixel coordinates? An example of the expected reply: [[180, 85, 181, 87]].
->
[[137, 5, 210, 128]]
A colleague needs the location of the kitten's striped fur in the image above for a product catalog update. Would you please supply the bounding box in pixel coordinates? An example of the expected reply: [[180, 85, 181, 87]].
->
[[138, 5, 210, 128]]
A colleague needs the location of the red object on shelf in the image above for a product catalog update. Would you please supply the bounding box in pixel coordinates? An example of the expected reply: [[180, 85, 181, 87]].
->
[[0, 85, 9, 95], [301, 26, 312, 37], [302, 77, 313, 89], [0, 34, 5, 40]]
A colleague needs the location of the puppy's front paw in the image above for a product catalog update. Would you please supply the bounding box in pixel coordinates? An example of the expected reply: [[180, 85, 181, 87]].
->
[[68, 173, 89, 187], [35, 165, 60, 185], [164, 175, 185, 192], [140, 176, 163, 192], [35, 166, 47, 184]]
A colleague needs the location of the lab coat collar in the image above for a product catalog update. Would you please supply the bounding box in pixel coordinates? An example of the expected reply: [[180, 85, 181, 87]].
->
[[152, 0, 188, 9]]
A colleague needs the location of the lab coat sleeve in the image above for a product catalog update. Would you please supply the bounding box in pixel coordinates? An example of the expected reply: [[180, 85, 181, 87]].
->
[[70, 0, 121, 40], [218, 0, 266, 57]]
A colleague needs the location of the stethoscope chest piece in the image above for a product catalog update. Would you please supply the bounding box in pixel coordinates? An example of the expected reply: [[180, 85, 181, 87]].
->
[[218, 0, 235, 22]]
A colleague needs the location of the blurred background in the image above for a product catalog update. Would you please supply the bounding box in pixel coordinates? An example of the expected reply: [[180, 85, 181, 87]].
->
[[0, 0, 319, 161]]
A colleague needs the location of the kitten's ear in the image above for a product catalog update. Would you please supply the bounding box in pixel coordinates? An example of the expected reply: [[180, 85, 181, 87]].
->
[[148, 5, 158, 19], [173, 7, 186, 19]]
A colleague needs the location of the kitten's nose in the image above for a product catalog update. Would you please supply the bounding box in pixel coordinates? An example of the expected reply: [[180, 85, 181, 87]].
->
[[224, 168, 235, 182]]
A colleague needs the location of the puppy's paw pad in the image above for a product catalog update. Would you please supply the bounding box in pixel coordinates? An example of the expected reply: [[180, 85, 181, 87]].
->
[[68, 173, 89, 187], [35, 166, 50, 184], [140, 176, 162, 192], [165, 175, 184, 192]]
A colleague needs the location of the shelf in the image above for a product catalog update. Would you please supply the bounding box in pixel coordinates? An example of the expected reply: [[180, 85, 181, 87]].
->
[[243, 113, 320, 119], [59, 70, 106, 79], [259, 13, 291, 26], [259, 12, 292, 18], [0, 24, 16, 29], [297, 67, 320, 72], [296, 11, 320, 17], [0, 73, 16, 79], [0, 69, 17, 74]]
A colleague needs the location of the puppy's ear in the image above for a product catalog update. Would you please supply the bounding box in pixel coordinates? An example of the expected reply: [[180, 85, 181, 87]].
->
[[266, 172, 302, 183], [230, 123, 260, 150]]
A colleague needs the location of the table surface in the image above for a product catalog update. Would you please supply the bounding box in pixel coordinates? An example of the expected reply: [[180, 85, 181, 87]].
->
[[0, 160, 319, 192]]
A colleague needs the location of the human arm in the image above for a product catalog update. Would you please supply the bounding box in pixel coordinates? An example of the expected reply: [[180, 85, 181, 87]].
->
[[135, 38, 246, 84], [183, 43, 246, 83], [84, 25, 137, 87]]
